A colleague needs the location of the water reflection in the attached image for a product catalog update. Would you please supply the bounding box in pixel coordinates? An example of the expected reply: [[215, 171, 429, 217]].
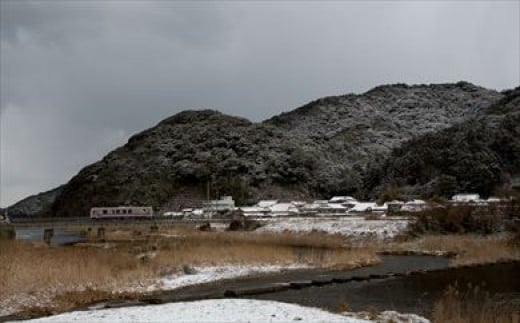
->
[[15, 227, 85, 246], [255, 262, 520, 317]]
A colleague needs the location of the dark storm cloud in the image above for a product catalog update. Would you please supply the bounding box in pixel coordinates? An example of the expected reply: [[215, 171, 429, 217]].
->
[[1, 1, 519, 206]]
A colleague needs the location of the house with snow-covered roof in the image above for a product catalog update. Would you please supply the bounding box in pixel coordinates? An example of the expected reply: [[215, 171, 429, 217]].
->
[[316, 203, 349, 216], [329, 196, 357, 204], [347, 202, 378, 214], [269, 203, 299, 217], [256, 200, 278, 208], [401, 199, 428, 212], [451, 194, 480, 203], [387, 200, 405, 214], [240, 206, 271, 217]]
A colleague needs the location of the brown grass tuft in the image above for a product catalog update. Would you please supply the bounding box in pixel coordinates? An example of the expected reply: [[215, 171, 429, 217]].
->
[[389, 234, 520, 265], [336, 298, 351, 312], [0, 240, 151, 300], [432, 284, 520, 323]]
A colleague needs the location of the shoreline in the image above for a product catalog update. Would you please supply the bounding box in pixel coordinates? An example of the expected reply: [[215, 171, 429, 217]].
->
[[5, 255, 519, 322]]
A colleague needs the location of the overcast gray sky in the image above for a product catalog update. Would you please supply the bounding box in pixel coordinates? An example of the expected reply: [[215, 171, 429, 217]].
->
[[1, 1, 519, 206]]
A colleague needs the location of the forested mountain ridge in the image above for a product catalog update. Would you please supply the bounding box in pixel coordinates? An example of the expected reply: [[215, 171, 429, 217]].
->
[[9, 81, 514, 217]]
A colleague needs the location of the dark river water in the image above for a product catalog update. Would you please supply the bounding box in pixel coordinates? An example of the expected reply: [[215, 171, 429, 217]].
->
[[251, 261, 520, 317], [14, 227, 85, 246]]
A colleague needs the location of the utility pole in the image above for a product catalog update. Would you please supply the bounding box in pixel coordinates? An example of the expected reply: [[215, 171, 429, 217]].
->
[[206, 178, 211, 219], [206, 179, 210, 202]]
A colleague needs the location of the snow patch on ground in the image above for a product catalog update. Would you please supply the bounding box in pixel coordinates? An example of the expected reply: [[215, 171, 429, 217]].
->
[[343, 310, 430, 323], [0, 292, 56, 318], [157, 264, 308, 290], [257, 217, 410, 240], [20, 299, 369, 323]]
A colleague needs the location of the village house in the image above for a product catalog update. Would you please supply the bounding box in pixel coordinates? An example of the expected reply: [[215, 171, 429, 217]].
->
[[240, 206, 271, 217], [401, 199, 428, 212], [203, 196, 236, 213], [182, 208, 205, 218], [162, 211, 184, 219], [316, 203, 349, 216], [329, 196, 357, 204], [268, 202, 300, 217], [451, 194, 481, 203], [387, 200, 405, 214], [347, 202, 379, 215], [257, 200, 279, 208]]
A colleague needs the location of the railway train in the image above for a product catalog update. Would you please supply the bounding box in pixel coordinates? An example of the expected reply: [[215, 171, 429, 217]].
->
[[90, 206, 153, 219]]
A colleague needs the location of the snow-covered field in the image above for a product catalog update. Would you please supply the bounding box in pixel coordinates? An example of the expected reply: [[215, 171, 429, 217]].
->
[[20, 299, 369, 323], [257, 217, 410, 240]]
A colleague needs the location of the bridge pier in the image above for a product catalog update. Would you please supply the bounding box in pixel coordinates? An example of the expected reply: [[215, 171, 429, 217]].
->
[[43, 228, 54, 245], [97, 227, 106, 240], [0, 226, 15, 240]]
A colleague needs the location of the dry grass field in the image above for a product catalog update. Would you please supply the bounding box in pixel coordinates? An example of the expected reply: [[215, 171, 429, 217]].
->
[[431, 284, 520, 323], [0, 227, 379, 311], [389, 233, 520, 265], [2, 222, 519, 318]]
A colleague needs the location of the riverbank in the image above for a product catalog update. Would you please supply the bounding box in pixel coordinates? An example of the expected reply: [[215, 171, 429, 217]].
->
[[2, 218, 519, 321], [252, 260, 519, 319], [17, 299, 369, 323], [0, 226, 379, 317], [6, 259, 518, 322], [387, 233, 520, 266], [16, 299, 437, 323]]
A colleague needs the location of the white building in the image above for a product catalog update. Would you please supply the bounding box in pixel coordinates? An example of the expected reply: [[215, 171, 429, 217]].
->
[[316, 203, 349, 216], [203, 196, 236, 213], [257, 200, 278, 208], [240, 206, 271, 217], [163, 211, 184, 218], [372, 203, 388, 213], [269, 203, 300, 217], [401, 199, 428, 212], [487, 197, 502, 203], [347, 202, 378, 214], [329, 196, 357, 204], [182, 208, 205, 218], [451, 194, 481, 203]]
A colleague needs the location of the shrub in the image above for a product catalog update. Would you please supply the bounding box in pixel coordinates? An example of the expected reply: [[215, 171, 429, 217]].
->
[[377, 186, 402, 204], [227, 220, 244, 231], [432, 284, 519, 323], [198, 222, 212, 231], [410, 205, 503, 235], [227, 219, 262, 231]]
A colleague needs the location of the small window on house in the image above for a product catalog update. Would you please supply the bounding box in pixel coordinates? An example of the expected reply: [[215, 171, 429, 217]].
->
[[103, 210, 107, 215]]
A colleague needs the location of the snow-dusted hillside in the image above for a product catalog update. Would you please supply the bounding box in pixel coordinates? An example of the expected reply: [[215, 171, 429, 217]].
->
[[44, 82, 507, 217]]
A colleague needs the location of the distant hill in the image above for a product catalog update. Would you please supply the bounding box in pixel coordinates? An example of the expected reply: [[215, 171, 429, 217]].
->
[[3, 185, 63, 218], [370, 87, 520, 198], [34, 81, 515, 217], [265, 81, 501, 195]]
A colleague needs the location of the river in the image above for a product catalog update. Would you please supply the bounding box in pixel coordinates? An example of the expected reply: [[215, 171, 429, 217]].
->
[[14, 227, 85, 246], [251, 261, 520, 317]]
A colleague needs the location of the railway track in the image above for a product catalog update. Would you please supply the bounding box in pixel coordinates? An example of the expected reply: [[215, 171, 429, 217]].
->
[[10, 217, 233, 228]]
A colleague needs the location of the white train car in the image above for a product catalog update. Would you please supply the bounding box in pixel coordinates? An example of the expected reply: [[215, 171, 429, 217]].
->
[[90, 206, 153, 219]]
